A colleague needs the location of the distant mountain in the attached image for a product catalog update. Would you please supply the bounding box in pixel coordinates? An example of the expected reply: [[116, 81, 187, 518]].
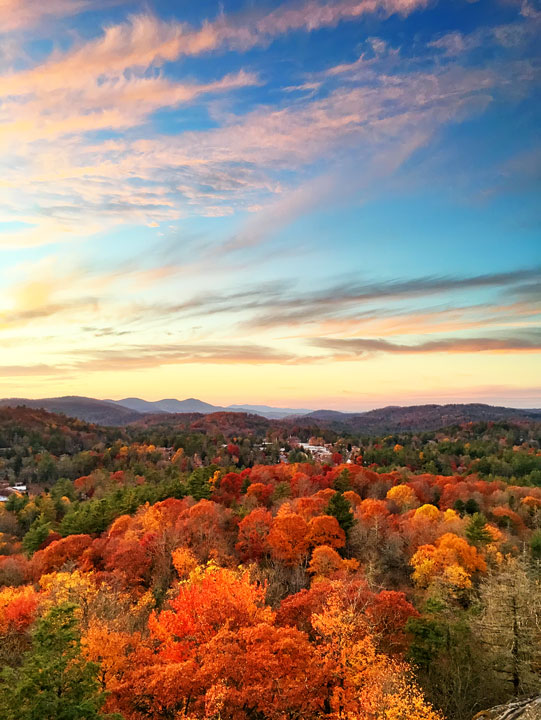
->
[[304, 409, 356, 421], [109, 397, 308, 419], [303, 403, 541, 433], [109, 397, 222, 414], [0, 395, 308, 425], [0, 396, 140, 426], [106, 397, 168, 414], [158, 398, 221, 413], [1, 397, 539, 433], [226, 404, 311, 419]]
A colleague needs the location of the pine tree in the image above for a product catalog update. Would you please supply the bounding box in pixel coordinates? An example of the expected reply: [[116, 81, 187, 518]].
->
[[22, 516, 51, 555], [334, 468, 352, 493], [326, 492, 354, 540], [465, 513, 492, 547], [186, 466, 216, 500], [0, 603, 115, 720]]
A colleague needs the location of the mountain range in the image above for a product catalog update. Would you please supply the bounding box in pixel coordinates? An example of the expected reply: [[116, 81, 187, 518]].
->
[[106, 397, 310, 419], [0, 395, 540, 433]]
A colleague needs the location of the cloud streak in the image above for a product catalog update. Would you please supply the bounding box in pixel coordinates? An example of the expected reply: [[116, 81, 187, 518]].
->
[[313, 330, 541, 358], [73, 342, 309, 371], [0, 0, 96, 33], [0, 364, 64, 376], [152, 267, 541, 327]]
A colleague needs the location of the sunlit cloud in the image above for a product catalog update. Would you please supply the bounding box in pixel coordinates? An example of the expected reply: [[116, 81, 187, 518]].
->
[[0, 0, 539, 406], [313, 329, 541, 358], [72, 342, 309, 371], [0, 0, 96, 34], [0, 364, 65, 376]]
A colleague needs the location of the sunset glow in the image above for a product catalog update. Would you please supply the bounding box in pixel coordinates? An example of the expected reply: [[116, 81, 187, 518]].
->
[[1, 0, 539, 408]]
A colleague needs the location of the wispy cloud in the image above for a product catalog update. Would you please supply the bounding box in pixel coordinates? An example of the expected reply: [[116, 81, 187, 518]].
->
[[1, 0, 539, 402], [313, 329, 541, 358], [0, 0, 97, 34], [73, 342, 308, 371], [1, 0, 537, 252], [232, 268, 541, 329], [0, 364, 64, 376]]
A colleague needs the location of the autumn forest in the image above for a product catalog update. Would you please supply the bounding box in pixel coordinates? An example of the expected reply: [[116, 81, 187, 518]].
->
[[0, 406, 539, 720]]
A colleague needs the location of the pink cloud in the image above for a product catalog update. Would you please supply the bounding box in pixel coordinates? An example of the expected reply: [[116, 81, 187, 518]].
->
[[0, 0, 95, 33], [0, 1, 429, 96], [0, 69, 258, 147]]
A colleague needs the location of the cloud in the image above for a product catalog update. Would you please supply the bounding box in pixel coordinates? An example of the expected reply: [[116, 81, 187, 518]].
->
[[312, 329, 541, 357], [428, 12, 540, 57], [0, 300, 100, 329], [73, 342, 308, 371], [233, 267, 541, 329], [1, 2, 536, 247], [0, 364, 64, 376], [0, 69, 259, 147], [5, 57, 510, 239], [99, 267, 540, 343], [0, 0, 96, 34], [105, 267, 539, 331], [0, 1, 429, 90]]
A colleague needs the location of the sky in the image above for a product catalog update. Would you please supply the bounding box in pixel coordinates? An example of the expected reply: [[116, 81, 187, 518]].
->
[[0, 0, 540, 411]]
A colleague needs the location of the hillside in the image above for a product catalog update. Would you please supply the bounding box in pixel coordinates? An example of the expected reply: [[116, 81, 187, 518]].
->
[[0, 418, 539, 720], [0, 405, 540, 720], [0, 396, 141, 426], [131, 410, 274, 437], [0, 405, 119, 455], [2, 397, 541, 435], [304, 403, 541, 434]]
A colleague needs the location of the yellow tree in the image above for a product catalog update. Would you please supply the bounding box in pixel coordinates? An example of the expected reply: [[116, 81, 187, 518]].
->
[[312, 593, 442, 719]]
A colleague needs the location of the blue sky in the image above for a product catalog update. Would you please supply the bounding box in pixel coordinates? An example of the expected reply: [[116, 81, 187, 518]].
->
[[0, 0, 539, 409]]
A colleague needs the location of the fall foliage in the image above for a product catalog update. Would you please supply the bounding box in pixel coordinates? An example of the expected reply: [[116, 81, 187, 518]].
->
[[0, 409, 540, 719]]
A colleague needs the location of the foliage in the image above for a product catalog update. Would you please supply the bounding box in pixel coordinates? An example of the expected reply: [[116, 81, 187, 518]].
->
[[0, 410, 540, 720]]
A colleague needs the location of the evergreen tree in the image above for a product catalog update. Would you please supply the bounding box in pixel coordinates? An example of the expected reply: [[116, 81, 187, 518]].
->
[[0, 603, 115, 720], [327, 491, 354, 540], [453, 499, 465, 516], [186, 466, 217, 500], [22, 516, 51, 555], [334, 468, 352, 493], [465, 513, 492, 547], [464, 498, 480, 515]]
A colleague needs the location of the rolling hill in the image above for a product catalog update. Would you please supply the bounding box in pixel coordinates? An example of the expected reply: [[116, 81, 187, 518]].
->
[[303, 403, 541, 433], [1, 396, 540, 433], [0, 396, 140, 426]]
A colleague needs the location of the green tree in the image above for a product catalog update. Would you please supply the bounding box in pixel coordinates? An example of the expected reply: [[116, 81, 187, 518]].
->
[[464, 498, 481, 515], [22, 516, 52, 555], [334, 468, 352, 493], [466, 513, 492, 547], [326, 491, 354, 541], [185, 465, 217, 500], [0, 603, 115, 720], [36, 452, 58, 485]]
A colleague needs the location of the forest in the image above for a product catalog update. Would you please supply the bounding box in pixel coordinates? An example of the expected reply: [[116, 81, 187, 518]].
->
[[0, 406, 540, 720]]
